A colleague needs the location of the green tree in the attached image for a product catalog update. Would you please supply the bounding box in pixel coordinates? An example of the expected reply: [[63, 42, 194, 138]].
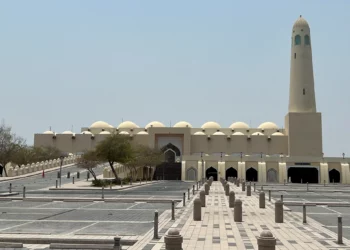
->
[[0, 123, 26, 176], [76, 150, 101, 181], [95, 133, 133, 179]]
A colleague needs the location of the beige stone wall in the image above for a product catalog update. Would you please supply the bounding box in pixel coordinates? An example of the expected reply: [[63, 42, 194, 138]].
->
[[285, 112, 322, 157]]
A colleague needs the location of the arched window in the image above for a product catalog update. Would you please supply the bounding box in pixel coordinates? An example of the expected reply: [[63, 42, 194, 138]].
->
[[295, 35, 301, 45], [304, 35, 310, 45]]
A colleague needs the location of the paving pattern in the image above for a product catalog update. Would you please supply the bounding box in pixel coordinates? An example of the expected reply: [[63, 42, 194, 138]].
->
[[151, 182, 350, 249]]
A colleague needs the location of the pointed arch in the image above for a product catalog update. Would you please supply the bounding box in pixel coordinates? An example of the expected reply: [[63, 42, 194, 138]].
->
[[161, 143, 181, 156], [304, 35, 310, 45], [295, 35, 301, 45], [186, 167, 197, 181], [329, 169, 340, 183]]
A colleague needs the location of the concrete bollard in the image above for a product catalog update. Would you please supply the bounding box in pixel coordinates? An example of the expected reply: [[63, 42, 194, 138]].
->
[[102, 187, 104, 200], [55, 180, 58, 189], [188, 188, 190, 200], [281, 194, 283, 202], [193, 198, 201, 221], [171, 200, 175, 220], [225, 183, 229, 196], [110, 183, 112, 189], [303, 203, 306, 223], [234, 199, 242, 222], [23, 186, 26, 199], [338, 215, 343, 244], [259, 191, 265, 209], [113, 236, 121, 250], [200, 191, 206, 207], [9, 183, 12, 193], [242, 181, 246, 192], [229, 191, 235, 208], [72, 177, 75, 184], [87, 172, 90, 180], [307, 182, 309, 191], [204, 183, 209, 195], [254, 183, 256, 192], [261, 185, 264, 191], [247, 185, 251, 196], [324, 180, 326, 187], [275, 200, 284, 223], [269, 190, 271, 201], [237, 179, 240, 187], [154, 210, 159, 239], [257, 230, 276, 250], [183, 193, 186, 206], [284, 179, 286, 185], [77, 172, 80, 179], [67, 172, 70, 178], [164, 228, 183, 250], [193, 185, 195, 195], [57, 172, 60, 179]]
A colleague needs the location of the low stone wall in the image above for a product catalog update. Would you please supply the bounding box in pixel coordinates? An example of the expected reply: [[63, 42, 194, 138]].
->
[[6, 155, 80, 177]]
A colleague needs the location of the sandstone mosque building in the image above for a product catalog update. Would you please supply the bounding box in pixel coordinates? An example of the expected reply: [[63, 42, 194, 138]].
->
[[34, 16, 349, 184]]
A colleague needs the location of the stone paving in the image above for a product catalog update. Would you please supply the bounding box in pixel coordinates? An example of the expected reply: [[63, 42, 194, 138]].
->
[[151, 181, 350, 249]]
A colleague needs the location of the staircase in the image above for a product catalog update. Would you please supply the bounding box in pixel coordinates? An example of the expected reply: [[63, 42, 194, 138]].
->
[[153, 162, 181, 180]]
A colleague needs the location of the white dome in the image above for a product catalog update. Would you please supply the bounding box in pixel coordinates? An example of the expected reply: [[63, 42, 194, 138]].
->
[[194, 131, 206, 135], [201, 121, 221, 129], [62, 131, 73, 134], [258, 122, 278, 130], [293, 15, 310, 29], [232, 132, 245, 136], [90, 121, 111, 129], [213, 131, 225, 135], [145, 121, 165, 129], [229, 122, 249, 129], [272, 132, 284, 136], [119, 131, 129, 135], [43, 131, 54, 134], [173, 121, 192, 128], [100, 131, 111, 135], [117, 121, 139, 129], [137, 131, 148, 135], [252, 132, 264, 136], [81, 131, 92, 135]]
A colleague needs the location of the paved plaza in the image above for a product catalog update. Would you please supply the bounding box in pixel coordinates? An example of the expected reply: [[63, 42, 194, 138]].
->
[[2, 168, 350, 249], [150, 181, 350, 250]]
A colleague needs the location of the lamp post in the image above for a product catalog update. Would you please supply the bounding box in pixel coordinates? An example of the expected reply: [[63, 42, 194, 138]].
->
[[342, 153, 345, 159], [201, 152, 204, 183], [59, 155, 64, 188], [240, 152, 243, 162]]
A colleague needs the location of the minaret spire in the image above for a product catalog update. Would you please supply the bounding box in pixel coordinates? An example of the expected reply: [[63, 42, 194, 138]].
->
[[288, 16, 316, 113]]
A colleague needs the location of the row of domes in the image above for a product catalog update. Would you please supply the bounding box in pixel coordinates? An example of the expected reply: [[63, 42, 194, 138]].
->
[[43, 130, 284, 136], [88, 121, 279, 130]]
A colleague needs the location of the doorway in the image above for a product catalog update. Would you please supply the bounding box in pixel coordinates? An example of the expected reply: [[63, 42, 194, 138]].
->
[[246, 168, 258, 182], [225, 167, 237, 180], [288, 167, 318, 183], [206, 167, 218, 181], [329, 169, 340, 183]]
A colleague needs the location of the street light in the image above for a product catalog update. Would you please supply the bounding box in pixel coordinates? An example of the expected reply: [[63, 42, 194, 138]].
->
[[59, 155, 64, 188], [201, 152, 204, 183]]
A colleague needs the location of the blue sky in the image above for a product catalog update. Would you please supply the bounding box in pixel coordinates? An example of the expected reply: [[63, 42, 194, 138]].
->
[[0, 1, 349, 156]]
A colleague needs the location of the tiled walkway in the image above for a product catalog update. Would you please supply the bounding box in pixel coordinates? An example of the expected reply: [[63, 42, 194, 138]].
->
[[151, 181, 350, 250]]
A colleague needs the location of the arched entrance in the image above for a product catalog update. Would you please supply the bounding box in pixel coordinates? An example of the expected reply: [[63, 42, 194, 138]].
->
[[288, 167, 318, 183], [329, 169, 340, 183], [206, 167, 217, 181], [246, 168, 258, 182], [153, 143, 181, 180], [226, 167, 237, 180], [186, 167, 197, 181], [267, 168, 278, 183]]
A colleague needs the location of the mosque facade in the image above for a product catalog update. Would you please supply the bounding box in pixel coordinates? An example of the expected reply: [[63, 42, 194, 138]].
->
[[34, 16, 350, 184]]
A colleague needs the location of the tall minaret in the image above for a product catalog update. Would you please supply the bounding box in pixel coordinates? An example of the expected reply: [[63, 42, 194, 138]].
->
[[289, 15, 316, 113], [285, 16, 322, 157]]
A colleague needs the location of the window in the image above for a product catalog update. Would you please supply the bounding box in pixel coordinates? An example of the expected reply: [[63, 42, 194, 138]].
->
[[305, 35, 310, 45], [294, 53, 296, 59], [303, 88, 305, 95], [295, 35, 301, 45]]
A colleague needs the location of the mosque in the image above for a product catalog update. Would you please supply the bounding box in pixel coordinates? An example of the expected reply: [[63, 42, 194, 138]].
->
[[34, 16, 350, 184]]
